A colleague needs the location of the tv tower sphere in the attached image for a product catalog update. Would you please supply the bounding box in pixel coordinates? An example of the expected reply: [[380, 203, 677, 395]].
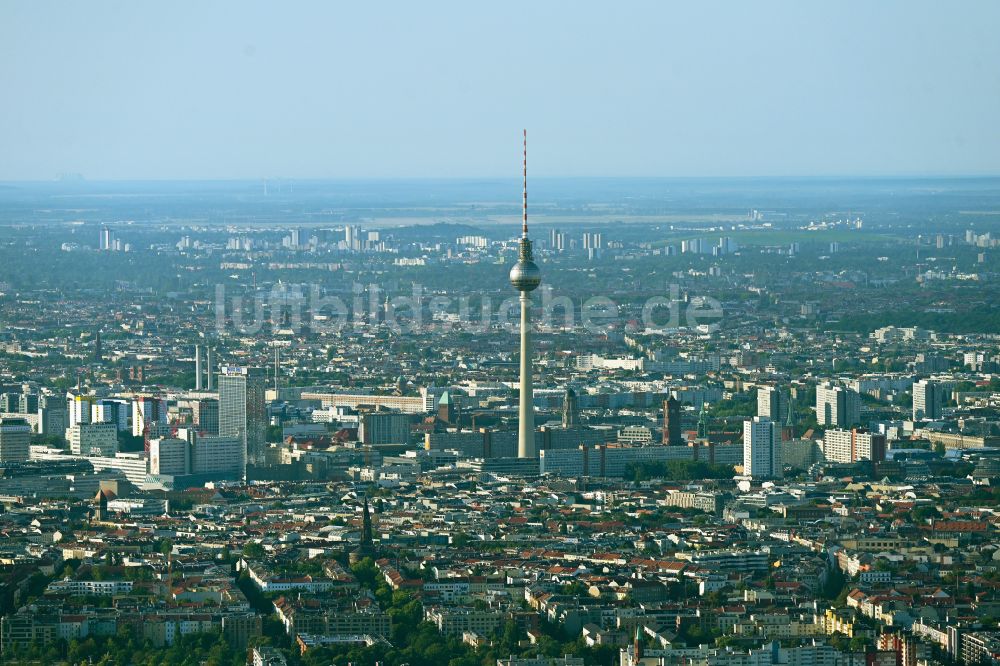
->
[[509, 251, 541, 292]]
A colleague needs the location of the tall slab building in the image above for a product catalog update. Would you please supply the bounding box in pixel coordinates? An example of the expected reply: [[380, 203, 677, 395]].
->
[[218, 366, 267, 469]]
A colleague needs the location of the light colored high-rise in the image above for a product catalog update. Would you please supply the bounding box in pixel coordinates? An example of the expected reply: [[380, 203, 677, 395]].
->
[[178, 428, 245, 479], [0, 418, 31, 462], [816, 382, 861, 427], [66, 422, 118, 457], [218, 366, 267, 467], [508, 130, 542, 459], [743, 416, 780, 478], [823, 428, 887, 464], [149, 437, 190, 476], [67, 393, 95, 427], [132, 397, 167, 437], [92, 399, 129, 432], [757, 385, 787, 422], [912, 379, 942, 421]]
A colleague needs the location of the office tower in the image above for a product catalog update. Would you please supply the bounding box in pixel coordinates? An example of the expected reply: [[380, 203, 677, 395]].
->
[[757, 385, 787, 423], [913, 379, 942, 421], [823, 428, 887, 464], [132, 397, 167, 437], [345, 225, 361, 251], [743, 416, 780, 478], [816, 382, 861, 427], [289, 228, 301, 248], [37, 395, 68, 438], [0, 393, 18, 413], [100, 226, 112, 251], [92, 399, 129, 431], [663, 396, 682, 446], [192, 398, 219, 436], [179, 428, 245, 479], [17, 393, 38, 414], [509, 130, 542, 458], [218, 366, 267, 466], [0, 418, 31, 462], [68, 393, 95, 427], [195, 345, 203, 391], [149, 437, 190, 476], [66, 422, 118, 456], [360, 410, 413, 445], [562, 388, 579, 428]]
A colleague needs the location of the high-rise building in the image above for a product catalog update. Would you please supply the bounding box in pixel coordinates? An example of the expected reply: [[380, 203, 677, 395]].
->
[[344, 225, 361, 251], [192, 398, 220, 436], [218, 366, 267, 467], [663, 396, 682, 446], [92, 399, 129, 432], [179, 428, 245, 479], [132, 397, 167, 437], [146, 428, 246, 481], [757, 385, 787, 423], [823, 428, 887, 464], [562, 388, 579, 428], [743, 416, 780, 478], [0, 393, 19, 413], [149, 437, 190, 476], [360, 410, 413, 445], [509, 130, 542, 459], [17, 393, 38, 414], [66, 422, 118, 457], [912, 379, 942, 421], [67, 393, 96, 427], [0, 418, 31, 462], [100, 226, 113, 251], [816, 382, 861, 427], [37, 395, 68, 438]]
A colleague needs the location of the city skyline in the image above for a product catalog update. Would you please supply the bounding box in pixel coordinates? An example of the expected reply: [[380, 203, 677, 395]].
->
[[2, 3, 1000, 665]]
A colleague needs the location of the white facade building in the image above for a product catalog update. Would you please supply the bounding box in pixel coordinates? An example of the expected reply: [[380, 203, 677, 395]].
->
[[743, 417, 780, 478]]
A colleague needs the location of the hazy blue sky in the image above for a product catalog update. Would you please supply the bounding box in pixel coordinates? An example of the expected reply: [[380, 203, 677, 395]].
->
[[2, 1, 999, 180]]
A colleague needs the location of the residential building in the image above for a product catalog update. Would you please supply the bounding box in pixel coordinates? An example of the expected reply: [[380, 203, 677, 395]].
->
[[743, 417, 780, 478]]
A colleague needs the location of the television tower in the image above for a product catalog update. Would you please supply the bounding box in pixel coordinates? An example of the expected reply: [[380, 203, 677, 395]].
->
[[509, 130, 541, 458]]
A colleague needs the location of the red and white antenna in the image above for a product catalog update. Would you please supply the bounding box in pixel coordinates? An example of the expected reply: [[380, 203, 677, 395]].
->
[[522, 129, 528, 238]]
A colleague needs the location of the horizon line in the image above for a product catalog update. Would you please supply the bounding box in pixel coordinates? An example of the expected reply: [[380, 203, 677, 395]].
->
[[3, 172, 1000, 186]]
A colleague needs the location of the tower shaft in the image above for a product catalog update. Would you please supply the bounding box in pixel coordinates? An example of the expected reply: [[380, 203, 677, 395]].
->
[[195, 345, 202, 391], [517, 292, 535, 458]]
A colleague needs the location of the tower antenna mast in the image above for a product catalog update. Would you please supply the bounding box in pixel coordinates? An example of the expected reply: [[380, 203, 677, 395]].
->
[[522, 129, 528, 238]]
